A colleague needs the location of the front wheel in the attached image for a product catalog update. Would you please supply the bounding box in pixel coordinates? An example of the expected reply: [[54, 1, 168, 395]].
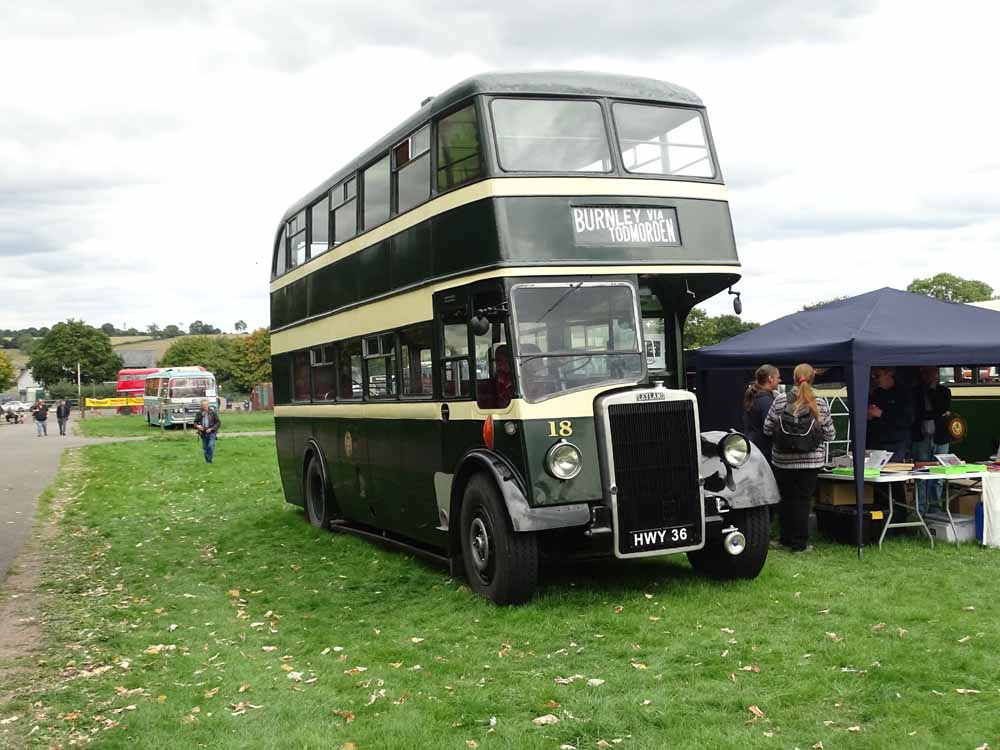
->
[[688, 505, 770, 580], [460, 474, 538, 605], [304, 455, 336, 530]]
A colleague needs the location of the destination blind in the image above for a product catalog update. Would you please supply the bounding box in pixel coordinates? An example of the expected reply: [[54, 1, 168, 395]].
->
[[572, 206, 680, 247]]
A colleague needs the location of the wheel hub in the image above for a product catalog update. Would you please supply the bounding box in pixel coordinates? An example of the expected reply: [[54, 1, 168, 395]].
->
[[470, 517, 491, 572]]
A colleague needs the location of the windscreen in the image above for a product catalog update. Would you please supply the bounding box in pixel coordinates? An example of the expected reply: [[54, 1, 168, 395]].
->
[[169, 377, 215, 399], [511, 283, 644, 401], [491, 99, 612, 172], [613, 103, 714, 178]]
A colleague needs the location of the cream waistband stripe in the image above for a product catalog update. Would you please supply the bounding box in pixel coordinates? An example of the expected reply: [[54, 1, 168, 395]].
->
[[270, 177, 729, 292], [273, 386, 616, 421], [269, 263, 741, 354]]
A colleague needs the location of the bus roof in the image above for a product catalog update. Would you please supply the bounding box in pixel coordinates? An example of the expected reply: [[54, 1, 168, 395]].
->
[[280, 70, 703, 225]]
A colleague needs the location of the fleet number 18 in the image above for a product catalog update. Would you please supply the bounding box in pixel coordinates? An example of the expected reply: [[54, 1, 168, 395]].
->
[[547, 420, 573, 437]]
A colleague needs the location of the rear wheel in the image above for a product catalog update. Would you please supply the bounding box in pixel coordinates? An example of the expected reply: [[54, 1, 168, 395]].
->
[[304, 454, 335, 530], [688, 505, 770, 579], [460, 474, 538, 605]]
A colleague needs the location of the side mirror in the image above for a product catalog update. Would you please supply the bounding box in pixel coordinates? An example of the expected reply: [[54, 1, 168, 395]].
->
[[470, 315, 490, 337], [727, 286, 742, 315]]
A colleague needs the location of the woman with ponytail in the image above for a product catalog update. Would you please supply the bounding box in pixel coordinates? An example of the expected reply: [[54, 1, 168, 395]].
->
[[742, 364, 780, 460], [763, 363, 835, 552]]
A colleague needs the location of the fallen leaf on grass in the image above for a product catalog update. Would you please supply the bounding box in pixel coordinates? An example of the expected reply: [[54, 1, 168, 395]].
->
[[466, 741, 479, 749], [532, 714, 559, 726], [544, 700, 561, 708], [409, 637, 425, 644], [958, 636, 972, 643], [0, 716, 21, 726], [813, 742, 824, 749], [956, 688, 981, 695], [847, 725, 861, 732], [204, 687, 219, 699], [641, 699, 652, 706], [559, 745, 577, 750], [825, 632, 843, 642], [648, 616, 660, 622], [931, 690, 944, 696], [341, 744, 359, 750], [720, 627, 735, 634], [261, 646, 277, 652], [740, 665, 761, 673], [631, 662, 648, 670], [334, 710, 355, 722], [817, 608, 830, 615], [554, 674, 584, 684], [238, 684, 250, 693], [748, 705, 765, 719], [344, 666, 368, 676], [871, 622, 886, 631], [366, 689, 386, 706], [963, 606, 975, 611], [587, 678, 605, 687], [287, 671, 303, 682], [144, 644, 176, 655], [596, 741, 612, 749], [228, 589, 240, 597]]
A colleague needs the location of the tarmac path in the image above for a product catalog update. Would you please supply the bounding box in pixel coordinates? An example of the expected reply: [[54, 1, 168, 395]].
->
[[0, 417, 273, 583]]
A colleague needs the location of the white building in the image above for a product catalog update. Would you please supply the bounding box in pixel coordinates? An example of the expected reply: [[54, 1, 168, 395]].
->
[[16, 367, 40, 402]]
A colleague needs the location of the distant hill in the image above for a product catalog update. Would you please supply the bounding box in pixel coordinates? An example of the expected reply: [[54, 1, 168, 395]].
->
[[112, 334, 243, 366]]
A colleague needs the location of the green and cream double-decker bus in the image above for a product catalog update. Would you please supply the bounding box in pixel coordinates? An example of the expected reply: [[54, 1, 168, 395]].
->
[[144, 367, 219, 427], [269, 72, 779, 604]]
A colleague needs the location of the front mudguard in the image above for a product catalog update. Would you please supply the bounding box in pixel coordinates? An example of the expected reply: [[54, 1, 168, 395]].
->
[[699, 430, 780, 509]]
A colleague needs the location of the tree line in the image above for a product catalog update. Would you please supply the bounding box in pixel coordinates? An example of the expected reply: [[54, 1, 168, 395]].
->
[[11, 321, 271, 398], [3, 320, 250, 351]]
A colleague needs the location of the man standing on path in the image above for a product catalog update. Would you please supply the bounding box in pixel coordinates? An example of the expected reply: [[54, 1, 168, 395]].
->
[[193, 399, 221, 464], [30, 399, 49, 437], [56, 399, 71, 436]]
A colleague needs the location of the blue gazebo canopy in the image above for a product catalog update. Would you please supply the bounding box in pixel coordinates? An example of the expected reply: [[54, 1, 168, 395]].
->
[[695, 287, 1000, 552]]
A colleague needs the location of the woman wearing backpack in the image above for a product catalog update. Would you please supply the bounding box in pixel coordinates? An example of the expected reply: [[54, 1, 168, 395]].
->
[[763, 363, 836, 552]]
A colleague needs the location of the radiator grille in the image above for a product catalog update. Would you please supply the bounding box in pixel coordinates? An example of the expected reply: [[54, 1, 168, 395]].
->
[[608, 399, 702, 554]]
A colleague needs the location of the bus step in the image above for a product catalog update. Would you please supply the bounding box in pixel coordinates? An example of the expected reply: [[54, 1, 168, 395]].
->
[[329, 521, 451, 569]]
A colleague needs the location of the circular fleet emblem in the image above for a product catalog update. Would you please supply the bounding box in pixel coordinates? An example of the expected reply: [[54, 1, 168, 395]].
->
[[344, 430, 353, 458], [947, 414, 967, 443]]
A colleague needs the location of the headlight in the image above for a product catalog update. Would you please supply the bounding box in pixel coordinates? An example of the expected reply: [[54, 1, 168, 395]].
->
[[720, 433, 751, 468], [546, 441, 582, 480]]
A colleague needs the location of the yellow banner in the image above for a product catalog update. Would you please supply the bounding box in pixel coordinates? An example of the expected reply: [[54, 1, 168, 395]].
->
[[85, 397, 145, 408]]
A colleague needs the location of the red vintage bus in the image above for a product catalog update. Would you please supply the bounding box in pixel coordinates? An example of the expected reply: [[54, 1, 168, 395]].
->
[[117, 368, 159, 413]]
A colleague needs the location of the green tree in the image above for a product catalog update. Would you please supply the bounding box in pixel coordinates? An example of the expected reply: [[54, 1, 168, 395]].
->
[[227, 328, 271, 392], [683, 308, 760, 349], [907, 273, 993, 303], [802, 295, 850, 311], [188, 320, 222, 335], [146, 323, 162, 338], [28, 320, 123, 385], [161, 324, 183, 338], [100, 323, 116, 336], [0, 350, 14, 392], [160, 336, 234, 388], [15, 333, 35, 355]]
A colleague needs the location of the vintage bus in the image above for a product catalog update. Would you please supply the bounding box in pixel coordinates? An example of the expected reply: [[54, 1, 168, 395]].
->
[[144, 366, 219, 427], [269, 72, 779, 604], [116, 368, 158, 414]]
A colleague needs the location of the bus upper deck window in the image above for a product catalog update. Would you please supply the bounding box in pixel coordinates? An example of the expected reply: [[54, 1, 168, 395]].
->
[[309, 195, 329, 258], [394, 126, 431, 214], [491, 98, 612, 173], [613, 103, 714, 178], [437, 104, 482, 191], [363, 155, 391, 230]]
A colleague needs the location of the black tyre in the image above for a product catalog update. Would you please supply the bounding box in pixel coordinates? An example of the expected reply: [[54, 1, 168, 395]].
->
[[460, 474, 538, 605], [304, 454, 335, 530], [688, 505, 770, 580]]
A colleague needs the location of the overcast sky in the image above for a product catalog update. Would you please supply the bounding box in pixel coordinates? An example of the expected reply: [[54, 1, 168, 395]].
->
[[2, 0, 998, 332]]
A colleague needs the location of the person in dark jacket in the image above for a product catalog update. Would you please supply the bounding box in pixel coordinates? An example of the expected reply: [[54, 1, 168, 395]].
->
[[193, 400, 221, 464], [742, 364, 781, 461], [56, 399, 71, 436], [867, 367, 914, 460], [30, 399, 49, 437], [912, 366, 951, 512]]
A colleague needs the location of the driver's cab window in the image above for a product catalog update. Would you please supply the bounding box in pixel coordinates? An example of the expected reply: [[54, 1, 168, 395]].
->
[[639, 285, 676, 386], [472, 288, 513, 409]]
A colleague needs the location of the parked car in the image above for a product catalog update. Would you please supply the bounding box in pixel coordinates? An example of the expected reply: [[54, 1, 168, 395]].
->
[[2, 401, 28, 412]]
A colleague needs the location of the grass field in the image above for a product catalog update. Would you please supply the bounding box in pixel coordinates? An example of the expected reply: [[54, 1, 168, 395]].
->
[[2, 438, 998, 749], [75, 411, 275, 437]]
